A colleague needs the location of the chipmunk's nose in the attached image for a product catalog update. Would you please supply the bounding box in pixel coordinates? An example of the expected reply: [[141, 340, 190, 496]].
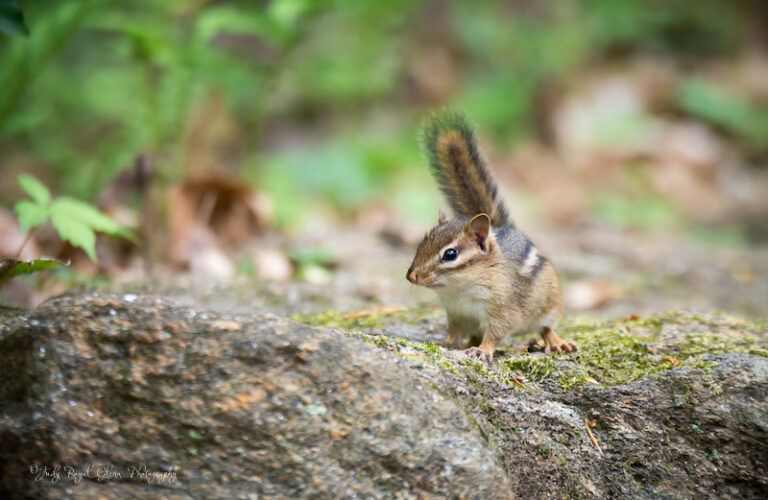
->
[[406, 268, 419, 284]]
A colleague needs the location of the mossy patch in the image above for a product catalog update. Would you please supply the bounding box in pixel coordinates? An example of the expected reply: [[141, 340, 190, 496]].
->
[[292, 305, 441, 330], [293, 309, 389, 329], [293, 308, 768, 391]]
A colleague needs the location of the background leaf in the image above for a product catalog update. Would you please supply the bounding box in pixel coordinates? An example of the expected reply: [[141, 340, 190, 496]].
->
[[14, 200, 49, 232], [0, 258, 66, 283], [0, 0, 28, 36], [51, 197, 133, 239], [50, 210, 97, 261], [678, 79, 768, 149], [17, 174, 51, 205]]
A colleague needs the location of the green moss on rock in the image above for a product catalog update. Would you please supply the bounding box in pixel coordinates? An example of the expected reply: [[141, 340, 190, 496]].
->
[[293, 309, 768, 391], [292, 305, 440, 330]]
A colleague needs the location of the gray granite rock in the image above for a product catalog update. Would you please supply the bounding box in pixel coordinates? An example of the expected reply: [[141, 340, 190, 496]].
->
[[0, 293, 509, 498], [1, 293, 767, 498]]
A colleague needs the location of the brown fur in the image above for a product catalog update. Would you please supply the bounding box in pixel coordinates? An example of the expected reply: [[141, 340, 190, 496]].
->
[[424, 112, 511, 227], [408, 222, 574, 361], [435, 132, 506, 226], [408, 112, 576, 362]]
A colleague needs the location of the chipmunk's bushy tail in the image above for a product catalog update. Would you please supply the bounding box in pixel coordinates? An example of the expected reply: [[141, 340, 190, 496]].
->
[[422, 110, 511, 227]]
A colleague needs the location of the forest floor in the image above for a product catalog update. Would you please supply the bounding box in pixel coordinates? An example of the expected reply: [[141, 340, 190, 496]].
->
[[156, 221, 768, 326]]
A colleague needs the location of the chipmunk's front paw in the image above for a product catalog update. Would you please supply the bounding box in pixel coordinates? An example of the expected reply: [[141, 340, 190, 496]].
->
[[464, 346, 494, 364], [539, 328, 577, 354]]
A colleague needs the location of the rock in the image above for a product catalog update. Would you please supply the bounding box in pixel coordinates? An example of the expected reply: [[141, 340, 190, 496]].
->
[[0, 293, 509, 498], [563, 353, 768, 498], [454, 352, 768, 498], [300, 308, 768, 498], [1, 293, 767, 498]]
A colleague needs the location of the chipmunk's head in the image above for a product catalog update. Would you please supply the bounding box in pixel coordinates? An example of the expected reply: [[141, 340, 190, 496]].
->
[[406, 211, 495, 288]]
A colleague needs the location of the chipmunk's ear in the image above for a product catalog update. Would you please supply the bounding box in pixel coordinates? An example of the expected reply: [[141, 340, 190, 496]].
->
[[438, 208, 447, 224], [466, 213, 491, 252]]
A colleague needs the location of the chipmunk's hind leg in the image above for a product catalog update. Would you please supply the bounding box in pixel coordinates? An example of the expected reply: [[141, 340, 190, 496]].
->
[[540, 326, 577, 353], [530, 309, 578, 353]]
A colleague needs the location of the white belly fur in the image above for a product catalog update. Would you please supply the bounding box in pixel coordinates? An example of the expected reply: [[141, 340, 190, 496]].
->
[[437, 286, 555, 337], [436, 286, 489, 326]]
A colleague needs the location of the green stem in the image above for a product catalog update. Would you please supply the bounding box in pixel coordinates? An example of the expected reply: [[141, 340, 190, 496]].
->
[[13, 227, 36, 261]]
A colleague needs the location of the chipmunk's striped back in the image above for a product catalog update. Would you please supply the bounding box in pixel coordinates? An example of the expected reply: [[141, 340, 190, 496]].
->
[[422, 111, 511, 228]]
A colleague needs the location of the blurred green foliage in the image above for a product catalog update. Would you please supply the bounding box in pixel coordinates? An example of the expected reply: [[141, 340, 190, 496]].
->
[[2, 0, 332, 199], [0, 0, 28, 36], [14, 174, 133, 260], [679, 79, 768, 152], [0, 258, 66, 285], [1, 0, 765, 229]]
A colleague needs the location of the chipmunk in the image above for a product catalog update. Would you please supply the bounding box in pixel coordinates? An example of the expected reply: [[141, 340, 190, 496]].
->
[[406, 111, 576, 363]]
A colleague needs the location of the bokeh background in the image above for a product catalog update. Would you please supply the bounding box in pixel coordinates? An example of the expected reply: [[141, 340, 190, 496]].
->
[[1, 0, 767, 316]]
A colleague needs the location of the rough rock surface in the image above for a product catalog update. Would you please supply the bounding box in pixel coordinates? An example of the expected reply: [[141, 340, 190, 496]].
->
[[0, 292, 766, 498], [0, 294, 509, 498], [451, 353, 768, 498]]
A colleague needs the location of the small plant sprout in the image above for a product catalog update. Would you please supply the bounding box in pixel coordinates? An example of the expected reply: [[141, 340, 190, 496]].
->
[[0, 174, 135, 285]]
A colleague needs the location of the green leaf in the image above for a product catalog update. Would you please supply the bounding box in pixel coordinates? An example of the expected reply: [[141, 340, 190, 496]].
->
[[194, 7, 276, 44], [17, 174, 51, 205], [288, 247, 336, 266], [0, 258, 67, 283], [268, 0, 311, 30], [678, 79, 768, 148], [0, 0, 28, 36], [50, 210, 97, 261], [14, 201, 49, 232], [678, 80, 751, 133], [51, 197, 132, 238]]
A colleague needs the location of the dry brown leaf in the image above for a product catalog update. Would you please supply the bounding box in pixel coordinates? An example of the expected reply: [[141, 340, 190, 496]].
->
[[584, 417, 603, 455], [660, 355, 680, 368], [168, 177, 268, 268], [621, 314, 641, 322], [343, 306, 404, 320]]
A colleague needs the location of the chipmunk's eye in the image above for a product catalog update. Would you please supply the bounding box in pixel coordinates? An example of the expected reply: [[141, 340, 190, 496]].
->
[[441, 248, 458, 262]]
